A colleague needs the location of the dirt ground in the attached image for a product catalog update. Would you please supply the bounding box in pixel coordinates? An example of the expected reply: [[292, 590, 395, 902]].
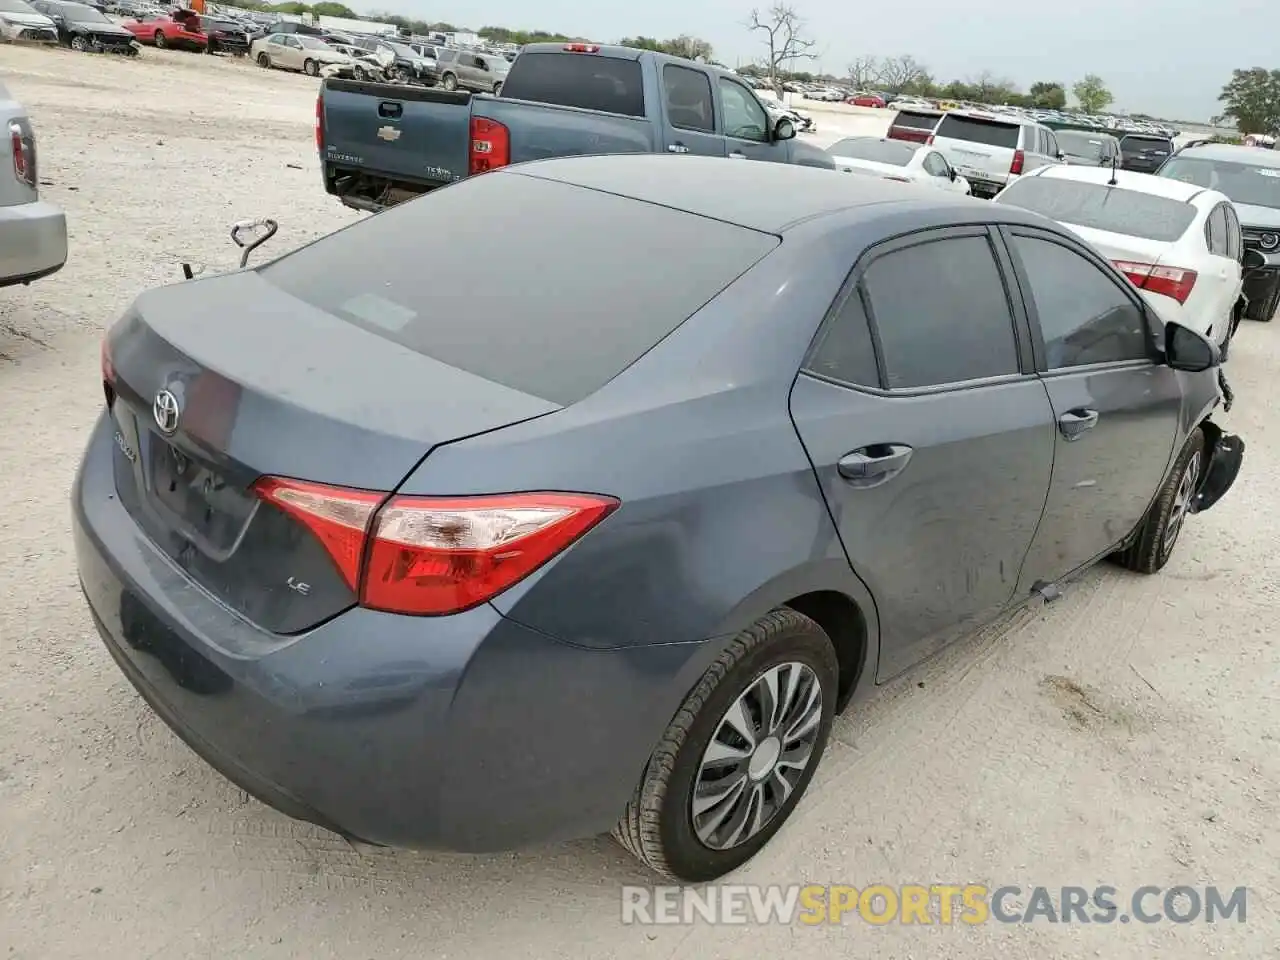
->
[[1, 45, 1277, 960]]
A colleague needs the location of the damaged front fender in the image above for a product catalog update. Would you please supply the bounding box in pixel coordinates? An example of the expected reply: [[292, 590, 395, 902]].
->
[[1190, 426, 1244, 515]]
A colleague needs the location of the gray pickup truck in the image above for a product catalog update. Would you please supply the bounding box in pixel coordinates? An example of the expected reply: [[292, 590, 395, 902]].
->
[[318, 42, 835, 212], [2, 79, 67, 288]]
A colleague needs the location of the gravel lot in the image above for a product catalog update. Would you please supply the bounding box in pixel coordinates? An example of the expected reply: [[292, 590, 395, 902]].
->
[[2, 45, 1277, 960]]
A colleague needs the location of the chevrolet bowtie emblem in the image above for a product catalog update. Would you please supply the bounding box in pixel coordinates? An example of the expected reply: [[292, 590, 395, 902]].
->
[[377, 125, 401, 142]]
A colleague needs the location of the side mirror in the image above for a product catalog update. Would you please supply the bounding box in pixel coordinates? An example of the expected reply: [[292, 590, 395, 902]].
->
[[1164, 320, 1219, 372], [1242, 248, 1266, 270], [773, 116, 796, 141], [949, 168, 957, 181]]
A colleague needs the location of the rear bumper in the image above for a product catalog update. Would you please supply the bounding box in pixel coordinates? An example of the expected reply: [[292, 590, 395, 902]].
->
[[73, 411, 707, 851], [0, 199, 67, 287]]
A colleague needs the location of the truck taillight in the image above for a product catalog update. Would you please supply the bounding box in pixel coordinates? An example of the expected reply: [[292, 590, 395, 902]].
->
[[314, 94, 323, 151], [252, 477, 619, 616], [1010, 149, 1025, 175], [8, 120, 35, 189], [469, 116, 510, 175]]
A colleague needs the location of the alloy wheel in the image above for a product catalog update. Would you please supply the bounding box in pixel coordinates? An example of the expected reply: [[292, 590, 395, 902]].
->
[[1162, 450, 1201, 559]]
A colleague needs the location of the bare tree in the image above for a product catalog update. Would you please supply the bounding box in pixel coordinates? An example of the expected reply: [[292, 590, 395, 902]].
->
[[967, 70, 1017, 103], [877, 55, 928, 93], [846, 55, 882, 89], [747, 4, 819, 96]]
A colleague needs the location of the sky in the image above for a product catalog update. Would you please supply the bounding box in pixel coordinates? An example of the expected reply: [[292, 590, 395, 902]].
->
[[365, 0, 1265, 121]]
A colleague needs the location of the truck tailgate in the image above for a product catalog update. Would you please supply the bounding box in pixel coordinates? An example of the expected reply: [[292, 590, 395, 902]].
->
[[320, 79, 471, 190], [473, 97, 658, 165]]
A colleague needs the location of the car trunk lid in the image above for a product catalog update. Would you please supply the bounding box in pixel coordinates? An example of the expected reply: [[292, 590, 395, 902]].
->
[[103, 270, 559, 634]]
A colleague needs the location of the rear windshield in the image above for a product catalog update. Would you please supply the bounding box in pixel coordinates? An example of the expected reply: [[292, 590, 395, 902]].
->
[[1158, 156, 1280, 209], [935, 115, 1020, 149], [501, 52, 644, 118], [891, 110, 941, 131], [259, 174, 778, 405], [995, 176, 1197, 242], [1120, 135, 1173, 156], [1056, 130, 1109, 160], [827, 138, 914, 166]]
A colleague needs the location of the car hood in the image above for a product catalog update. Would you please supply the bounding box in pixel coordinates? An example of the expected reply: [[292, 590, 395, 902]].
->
[[71, 19, 132, 34], [0, 10, 56, 26], [1233, 203, 1280, 229]]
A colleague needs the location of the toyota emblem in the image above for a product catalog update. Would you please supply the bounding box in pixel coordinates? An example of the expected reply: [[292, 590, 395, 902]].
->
[[153, 388, 180, 435]]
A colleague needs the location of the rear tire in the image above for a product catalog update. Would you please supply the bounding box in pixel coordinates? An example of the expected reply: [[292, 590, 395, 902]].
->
[[303, 58, 318, 76], [257, 52, 270, 68], [352, 64, 366, 81], [441, 72, 457, 91], [492, 81, 502, 96], [1115, 427, 1205, 574], [70, 33, 88, 51], [613, 609, 838, 882], [153, 31, 165, 48]]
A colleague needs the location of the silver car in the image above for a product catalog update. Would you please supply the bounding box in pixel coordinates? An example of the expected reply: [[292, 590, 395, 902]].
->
[[1, 80, 66, 288], [436, 48, 508, 94]]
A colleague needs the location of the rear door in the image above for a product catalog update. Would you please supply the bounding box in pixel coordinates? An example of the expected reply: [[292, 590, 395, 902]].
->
[[716, 76, 789, 163], [789, 226, 1057, 679], [1201, 202, 1242, 338], [1001, 226, 1181, 586], [660, 63, 726, 157]]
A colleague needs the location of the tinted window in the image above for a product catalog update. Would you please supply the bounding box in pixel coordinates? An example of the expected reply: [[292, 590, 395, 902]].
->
[[1158, 156, 1280, 209], [891, 110, 942, 131], [995, 177, 1196, 242], [861, 235, 1020, 388], [719, 78, 769, 141], [1120, 136, 1173, 157], [437, 49, 456, 63], [501, 52, 644, 118], [1207, 205, 1228, 256], [1044, 131, 1059, 157], [827, 138, 914, 166], [1224, 204, 1243, 259], [1056, 131, 1108, 161], [806, 288, 880, 387], [662, 64, 714, 133], [259, 174, 779, 405], [1010, 234, 1148, 368], [935, 115, 1020, 149], [60, 2, 108, 19]]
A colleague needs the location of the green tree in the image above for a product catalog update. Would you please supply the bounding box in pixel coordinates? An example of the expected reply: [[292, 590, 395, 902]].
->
[[1072, 74, 1114, 113], [1029, 81, 1067, 110], [1218, 68, 1280, 135], [310, 2, 357, 16], [616, 34, 714, 60]]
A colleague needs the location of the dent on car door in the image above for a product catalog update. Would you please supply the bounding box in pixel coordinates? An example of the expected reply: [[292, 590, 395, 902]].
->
[[788, 226, 1057, 680], [1002, 226, 1181, 588]]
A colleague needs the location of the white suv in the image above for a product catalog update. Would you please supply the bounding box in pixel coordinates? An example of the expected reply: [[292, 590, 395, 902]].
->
[[928, 110, 1063, 199]]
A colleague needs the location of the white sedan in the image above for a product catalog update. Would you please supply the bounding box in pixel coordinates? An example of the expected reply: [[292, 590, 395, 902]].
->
[[825, 137, 971, 194], [994, 165, 1259, 350]]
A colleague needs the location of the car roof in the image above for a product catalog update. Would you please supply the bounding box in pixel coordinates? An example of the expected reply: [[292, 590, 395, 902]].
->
[[1173, 143, 1280, 167], [504, 154, 1046, 233], [1026, 164, 1208, 201], [1055, 129, 1120, 143]]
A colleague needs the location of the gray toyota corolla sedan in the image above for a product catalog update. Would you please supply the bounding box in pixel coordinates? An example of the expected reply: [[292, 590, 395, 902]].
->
[[75, 155, 1243, 882]]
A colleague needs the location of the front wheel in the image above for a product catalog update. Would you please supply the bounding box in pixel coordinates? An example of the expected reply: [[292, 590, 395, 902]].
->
[[70, 33, 88, 51], [153, 31, 165, 48], [492, 81, 502, 96], [303, 58, 318, 76], [256, 52, 270, 69], [352, 64, 366, 81], [1115, 427, 1204, 574], [614, 608, 838, 882], [441, 72, 457, 91]]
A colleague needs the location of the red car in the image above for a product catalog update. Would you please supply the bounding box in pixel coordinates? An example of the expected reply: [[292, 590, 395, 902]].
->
[[123, 9, 207, 51], [847, 93, 887, 108]]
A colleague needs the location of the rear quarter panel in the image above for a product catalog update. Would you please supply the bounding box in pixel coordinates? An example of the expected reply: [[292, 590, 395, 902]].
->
[[474, 97, 658, 165]]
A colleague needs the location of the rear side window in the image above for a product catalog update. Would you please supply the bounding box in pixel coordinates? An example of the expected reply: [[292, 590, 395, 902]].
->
[[891, 110, 941, 131], [1120, 136, 1173, 156], [861, 234, 1021, 389], [995, 176, 1196, 242], [259, 174, 778, 405], [662, 64, 714, 133], [935, 115, 1020, 149], [1206, 205, 1228, 256], [501, 52, 644, 118]]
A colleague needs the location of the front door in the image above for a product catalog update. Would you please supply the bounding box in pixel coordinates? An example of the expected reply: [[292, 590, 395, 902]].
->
[[717, 77, 790, 163], [1001, 226, 1182, 589], [789, 226, 1057, 679], [661, 64, 726, 157]]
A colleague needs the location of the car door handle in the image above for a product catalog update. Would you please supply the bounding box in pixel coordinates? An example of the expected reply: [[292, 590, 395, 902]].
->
[[1058, 408, 1099, 440], [837, 444, 913, 487], [667, 143, 689, 154], [728, 151, 747, 159]]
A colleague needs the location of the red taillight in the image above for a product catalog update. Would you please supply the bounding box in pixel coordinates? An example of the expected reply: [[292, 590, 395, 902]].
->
[[8, 120, 34, 188], [925, 133, 935, 145], [563, 43, 599, 53], [1112, 260, 1198, 304], [469, 116, 510, 175], [100, 336, 115, 384], [1010, 149, 1025, 175], [314, 94, 323, 151], [253, 478, 618, 616]]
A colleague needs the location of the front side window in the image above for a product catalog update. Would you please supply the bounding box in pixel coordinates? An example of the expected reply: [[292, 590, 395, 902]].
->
[[718, 79, 768, 142], [860, 234, 1021, 389], [1009, 233, 1149, 369]]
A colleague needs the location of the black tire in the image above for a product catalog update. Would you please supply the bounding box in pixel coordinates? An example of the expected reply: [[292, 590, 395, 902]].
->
[[1115, 427, 1205, 574], [613, 609, 839, 882], [303, 58, 318, 76], [441, 72, 457, 91], [492, 81, 502, 96], [257, 52, 270, 68], [1244, 276, 1279, 322], [352, 64, 366, 81], [153, 30, 165, 48], [70, 33, 88, 51]]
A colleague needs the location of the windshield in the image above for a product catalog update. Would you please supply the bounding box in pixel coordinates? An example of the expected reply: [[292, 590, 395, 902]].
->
[[935, 115, 1020, 149], [1056, 131, 1108, 159], [827, 138, 914, 166], [1158, 156, 1280, 209], [296, 35, 329, 49], [59, 3, 109, 20], [995, 176, 1197, 242]]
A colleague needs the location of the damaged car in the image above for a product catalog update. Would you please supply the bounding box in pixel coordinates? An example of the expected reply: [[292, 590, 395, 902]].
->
[[29, 0, 137, 52], [0, 0, 58, 43]]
